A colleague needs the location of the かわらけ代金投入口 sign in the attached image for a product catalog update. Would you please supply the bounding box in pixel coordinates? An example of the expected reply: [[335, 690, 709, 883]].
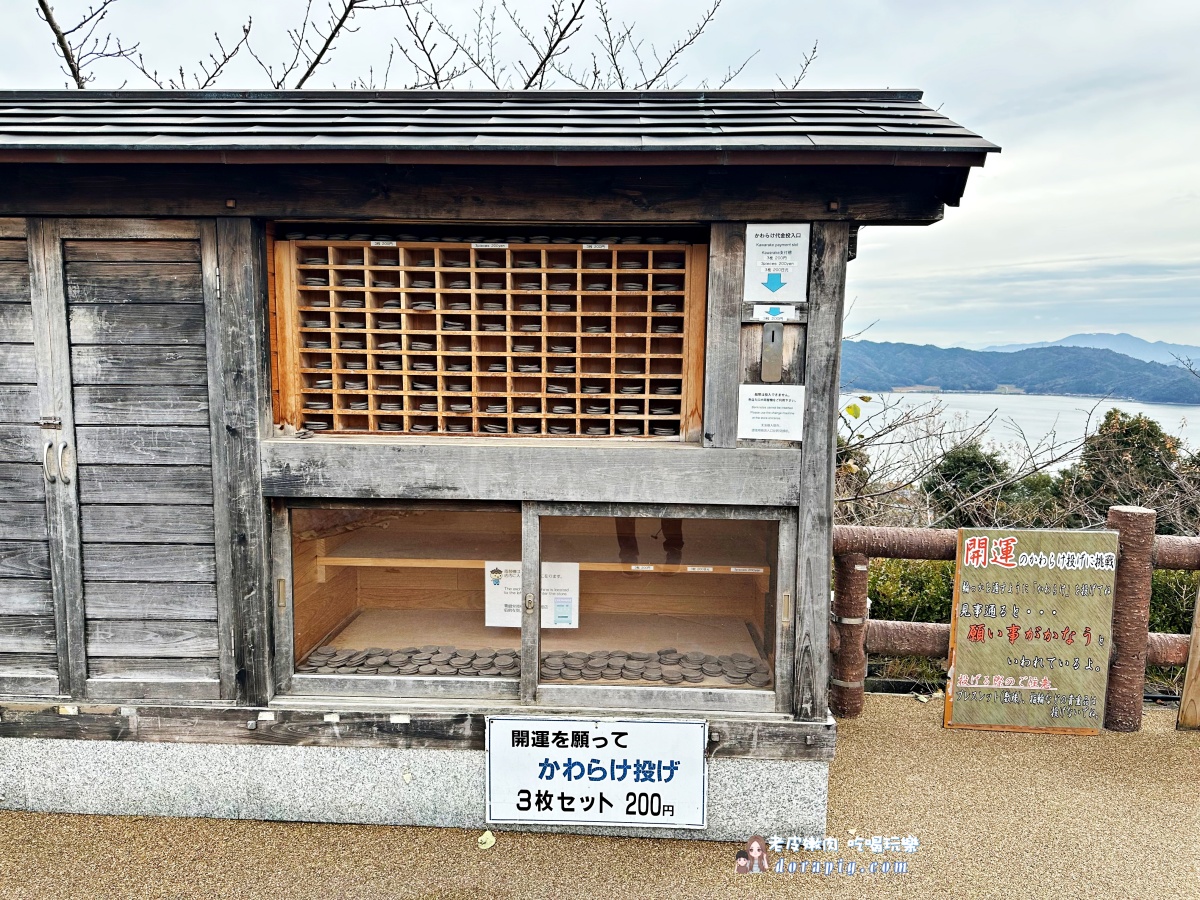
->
[[944, 528, 1117, 734]]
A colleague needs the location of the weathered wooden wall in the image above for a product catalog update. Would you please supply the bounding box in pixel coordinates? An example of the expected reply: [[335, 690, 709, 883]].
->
[[0, 228, 59, 695], [62, 228, 223, 700]]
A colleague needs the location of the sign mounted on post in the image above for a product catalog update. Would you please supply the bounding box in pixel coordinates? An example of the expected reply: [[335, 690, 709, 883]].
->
[[944, 528, 1117, 735], [744, 224, 811, 305], [737, 384, 804, 441], [486, 716, 708, 828]]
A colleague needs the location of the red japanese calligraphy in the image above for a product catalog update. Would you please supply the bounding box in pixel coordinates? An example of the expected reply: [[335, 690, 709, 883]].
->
[[964, 536, 989, 569], [989, 536, 1018, 569]]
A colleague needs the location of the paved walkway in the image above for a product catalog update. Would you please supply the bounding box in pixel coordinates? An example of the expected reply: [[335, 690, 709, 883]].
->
[[1, 696, 1197, 899]]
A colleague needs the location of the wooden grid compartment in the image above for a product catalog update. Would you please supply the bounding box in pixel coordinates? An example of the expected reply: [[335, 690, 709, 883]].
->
[[275, 239, 706, 438]]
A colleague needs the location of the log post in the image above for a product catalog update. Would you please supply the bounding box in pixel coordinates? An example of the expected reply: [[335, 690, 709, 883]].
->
[[831, 552, 869, 717], [1104, 505, 1156, 732]]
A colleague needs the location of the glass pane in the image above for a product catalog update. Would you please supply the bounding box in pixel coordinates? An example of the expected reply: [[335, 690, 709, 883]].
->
[[291, 505, 522, 682], [538, 516, 777, 689]]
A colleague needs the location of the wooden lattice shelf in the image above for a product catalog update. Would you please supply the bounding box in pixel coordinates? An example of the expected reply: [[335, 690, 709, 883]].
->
[[275, 239, 706, 438]]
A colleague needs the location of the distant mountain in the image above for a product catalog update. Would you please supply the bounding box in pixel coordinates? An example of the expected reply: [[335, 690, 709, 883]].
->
[[982, 332, 1200, 367], [841, 341, 1200, 404]]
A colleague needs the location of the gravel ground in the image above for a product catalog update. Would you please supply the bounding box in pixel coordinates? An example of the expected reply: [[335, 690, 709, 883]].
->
[[0, 696, 1197, 900]]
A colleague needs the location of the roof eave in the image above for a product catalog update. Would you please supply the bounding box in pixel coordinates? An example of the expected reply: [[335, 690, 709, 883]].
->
[[0, 146, 996, 167]]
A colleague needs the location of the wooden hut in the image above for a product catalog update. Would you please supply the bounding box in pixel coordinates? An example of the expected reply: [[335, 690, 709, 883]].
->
[[0, 90, 996, 837]]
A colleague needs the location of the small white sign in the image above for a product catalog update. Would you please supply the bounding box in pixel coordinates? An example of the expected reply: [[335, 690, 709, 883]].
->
[[472, 242, 509, 249], [737, 384, 805, 441], [744, 224, 810, 305], [369, 240, 397, 247], [486, 716, 708, 828], [484, 561, 579, 628], [539, 562, 579, 628], [581, 244, 610, 250], [751, 303, 800, 322]]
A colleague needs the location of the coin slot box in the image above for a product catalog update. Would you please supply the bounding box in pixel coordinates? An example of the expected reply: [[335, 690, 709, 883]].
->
[[476, 292, 507, 311], [298, 247, 330, 267], [580, 250, 611, 270], [473, 250, 506, 269], [439, 250, 471, 269]]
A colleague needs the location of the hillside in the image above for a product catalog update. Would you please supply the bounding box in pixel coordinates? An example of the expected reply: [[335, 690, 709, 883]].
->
[[841, 342, 1200, 404], [982, 332, 1200, 367]]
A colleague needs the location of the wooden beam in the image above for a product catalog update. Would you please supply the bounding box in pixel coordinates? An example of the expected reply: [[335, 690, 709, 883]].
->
[[793, 222, 849, 722], [0, 164, 952, 225], [0, 702, 836, 760], [260, 439, 802, 507]]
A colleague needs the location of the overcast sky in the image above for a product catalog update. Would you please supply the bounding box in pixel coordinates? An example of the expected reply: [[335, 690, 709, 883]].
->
[[3, 1, 1197, 349]]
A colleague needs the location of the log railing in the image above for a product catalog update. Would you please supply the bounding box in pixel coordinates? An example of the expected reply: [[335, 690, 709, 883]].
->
[[829, 506, 1196, 732]]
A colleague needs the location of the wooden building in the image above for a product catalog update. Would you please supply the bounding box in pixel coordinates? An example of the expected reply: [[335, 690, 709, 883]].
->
[[0, 90, 995, 836]]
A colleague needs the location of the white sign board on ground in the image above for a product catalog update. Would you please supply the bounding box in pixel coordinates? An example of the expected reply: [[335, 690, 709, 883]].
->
[[737, 384, 805, 441], [484, 562, 579, 628], [486, 717, 708, 828], [744, 223, 810, 305]]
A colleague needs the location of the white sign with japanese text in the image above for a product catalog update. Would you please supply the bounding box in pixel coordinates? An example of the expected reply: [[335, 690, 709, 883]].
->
[[486, 717, 708, 828], [737, 384, 805, 441], [484, 562, 580, 628], [744, 223, 810, 305]]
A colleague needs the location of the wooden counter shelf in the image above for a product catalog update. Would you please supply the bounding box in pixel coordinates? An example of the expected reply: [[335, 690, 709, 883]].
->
[[314, 529, 770, 582]]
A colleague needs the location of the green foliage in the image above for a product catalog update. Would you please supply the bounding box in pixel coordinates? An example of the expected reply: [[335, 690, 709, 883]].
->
[[1150, 569, 1198, 634], [922, 443, 1011, 528], [867, 557, 954, 623]]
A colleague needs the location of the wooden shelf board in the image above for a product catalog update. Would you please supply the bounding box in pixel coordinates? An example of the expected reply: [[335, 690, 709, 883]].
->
[[315, 528, 770, 580]]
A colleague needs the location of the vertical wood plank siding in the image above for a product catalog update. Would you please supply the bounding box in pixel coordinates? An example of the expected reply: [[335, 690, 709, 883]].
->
[[63, 230, 221, 700]]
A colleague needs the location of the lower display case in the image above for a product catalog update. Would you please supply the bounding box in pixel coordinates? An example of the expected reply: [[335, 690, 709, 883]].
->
[[279, 501, 794, 710]]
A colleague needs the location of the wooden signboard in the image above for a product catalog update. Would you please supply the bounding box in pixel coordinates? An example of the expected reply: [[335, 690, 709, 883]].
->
[[944, 528, 1117, 735]]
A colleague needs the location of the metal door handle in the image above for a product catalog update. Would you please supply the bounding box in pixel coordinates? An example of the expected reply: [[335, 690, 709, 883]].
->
[[43, 440, 57, 483], [57, 441, 71, 485]]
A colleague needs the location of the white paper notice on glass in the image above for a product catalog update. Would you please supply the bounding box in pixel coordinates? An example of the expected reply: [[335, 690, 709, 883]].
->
[[737, 384, 805, 441], [484, 561, 523, 627], [743, 223, 810, 305], [484, 561, 580, 628]]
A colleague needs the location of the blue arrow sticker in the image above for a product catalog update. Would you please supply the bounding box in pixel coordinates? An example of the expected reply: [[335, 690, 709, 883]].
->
[[767, 306, 782, 316], [763, 272, 786, 292]]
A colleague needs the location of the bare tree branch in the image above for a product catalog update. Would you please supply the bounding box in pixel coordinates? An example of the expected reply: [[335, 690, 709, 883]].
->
[[393, 2, 468, 89], [501, 0, 587, 90], [777, 40, 818, 89], [130, 20, 253, 90], [630, 0, 721, 89], [37, 0, 137, 88]]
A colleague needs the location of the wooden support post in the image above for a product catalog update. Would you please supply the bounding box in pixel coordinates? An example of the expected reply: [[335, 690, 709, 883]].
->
[[1104, 505, 1156, 732], [702, 222, 745, 448], [831, 552, 869, 717], [794, 221, 849, 721], [209, 219, 273, 705], [1178, 587, 1200, 729]]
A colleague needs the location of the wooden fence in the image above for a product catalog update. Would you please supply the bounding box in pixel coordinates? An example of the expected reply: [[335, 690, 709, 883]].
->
[[828, 506, 1199, 731]]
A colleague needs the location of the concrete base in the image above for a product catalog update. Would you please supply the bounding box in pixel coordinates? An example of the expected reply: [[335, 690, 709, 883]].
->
[[0, 738, 827, 841]]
